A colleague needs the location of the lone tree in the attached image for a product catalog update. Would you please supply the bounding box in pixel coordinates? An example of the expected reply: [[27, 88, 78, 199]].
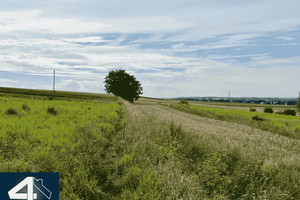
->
[[104, 70, 143, 103]]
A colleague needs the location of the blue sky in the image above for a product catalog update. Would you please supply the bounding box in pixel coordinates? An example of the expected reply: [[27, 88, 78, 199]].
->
[[0, 0, 299, 97]]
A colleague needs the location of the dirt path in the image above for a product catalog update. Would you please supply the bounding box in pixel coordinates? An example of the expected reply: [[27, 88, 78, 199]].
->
[[134, 104, 300, 168]]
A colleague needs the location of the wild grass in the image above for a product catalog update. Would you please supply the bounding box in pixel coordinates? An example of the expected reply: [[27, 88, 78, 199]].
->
[[0, 96, 124, 199], [1, 93, 299, 199], [118, 102, 300, 199]]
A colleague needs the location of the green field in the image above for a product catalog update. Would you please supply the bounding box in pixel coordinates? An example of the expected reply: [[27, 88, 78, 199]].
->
[[191, 105, 300, 129], [0, 95, 124, 199], [0, 88, 299, 199], [169, 103, 300, 139]]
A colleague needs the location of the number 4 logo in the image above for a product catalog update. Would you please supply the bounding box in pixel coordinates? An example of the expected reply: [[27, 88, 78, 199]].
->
[[8, 177, 52, 200]]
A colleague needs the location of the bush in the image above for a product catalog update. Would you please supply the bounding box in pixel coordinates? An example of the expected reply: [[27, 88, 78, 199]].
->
[[47, 106, 57, 115], [179, 99, 189, 107], [5, 108, 18, 115], [249, 108, 256, 112], [197, 152, 231, 195], [264, 107, 273, 113], [22, 104, 30, 111], [275, 111, 284, 115], [283, 109, 296, 116], [252, 115, 264, 121]]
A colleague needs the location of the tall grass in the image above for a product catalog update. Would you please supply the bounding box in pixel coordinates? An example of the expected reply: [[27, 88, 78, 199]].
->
[[0, 96, 124, 199], [113, 102, 300, 199], [1, 95, 299, 199]]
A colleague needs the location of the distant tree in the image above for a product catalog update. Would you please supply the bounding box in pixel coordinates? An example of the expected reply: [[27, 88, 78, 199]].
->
[[104, 70, 143, 103]]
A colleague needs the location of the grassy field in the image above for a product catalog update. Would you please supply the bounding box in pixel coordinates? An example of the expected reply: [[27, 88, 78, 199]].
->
[[0, 94, 124, 199], [191, 105, 300, 130], [0, 88, 299, 199], [0, 87, 117, 102], [167, 101, 300, 140]]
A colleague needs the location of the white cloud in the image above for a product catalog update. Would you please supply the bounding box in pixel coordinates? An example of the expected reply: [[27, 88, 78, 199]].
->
[[0, 1, 300, 97], [0, 78, 19, 87], [63, 36, 106, 43], [277, 36, 295, 41], [0, 10, 108, 35]]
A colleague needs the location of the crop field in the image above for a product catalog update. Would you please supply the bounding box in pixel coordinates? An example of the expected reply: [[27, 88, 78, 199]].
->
[[0, 89, 299, 199]]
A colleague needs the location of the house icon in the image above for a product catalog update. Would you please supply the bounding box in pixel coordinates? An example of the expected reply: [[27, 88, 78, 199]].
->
[[8, 176, 52, 200], [33, 178, 52, 199]]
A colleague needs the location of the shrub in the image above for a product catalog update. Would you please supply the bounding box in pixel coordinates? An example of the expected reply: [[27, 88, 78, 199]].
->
[[22, 104, 30, 111], [179, 99, 189, 107], [264, 107, 273, 113], [47, 106, 57, 115], [197, 152, 231, 195], [252, 115, 264, 121], [283, 109, 296, 116], [5, 108, 18, 115], [249, 108, 256, 112], [275, 111, 284, 115]]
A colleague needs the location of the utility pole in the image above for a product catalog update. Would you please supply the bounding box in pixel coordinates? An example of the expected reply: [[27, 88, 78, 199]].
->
[[53, 68, 56, 92], [228, 91, 231, 108]]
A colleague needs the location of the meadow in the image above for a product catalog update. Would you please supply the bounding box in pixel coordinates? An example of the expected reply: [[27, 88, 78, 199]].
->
[[0, 88, 299, 199], [0, 95, 124, 199]]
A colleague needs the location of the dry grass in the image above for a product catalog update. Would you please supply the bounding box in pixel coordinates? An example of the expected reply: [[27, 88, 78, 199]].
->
[[140, 105, 300, 167], [121, 99, 300, 199]]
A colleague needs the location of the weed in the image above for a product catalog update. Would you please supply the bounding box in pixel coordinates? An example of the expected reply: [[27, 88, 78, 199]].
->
[[249, 107, 256, 112], [170, 121, 182, 138], [252, 115, 265, 121], [22, 104, 30, 111], [47, 106, 57, 115], [197, 152, 231, 195], [5, 108, 18, 115]]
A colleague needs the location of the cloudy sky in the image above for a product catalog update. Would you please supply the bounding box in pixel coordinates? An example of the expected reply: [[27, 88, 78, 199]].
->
[[0, 0, 299, 97]]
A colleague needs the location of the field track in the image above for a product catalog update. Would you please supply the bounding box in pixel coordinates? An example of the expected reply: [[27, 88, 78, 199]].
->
[[131, 103, 300, 168]]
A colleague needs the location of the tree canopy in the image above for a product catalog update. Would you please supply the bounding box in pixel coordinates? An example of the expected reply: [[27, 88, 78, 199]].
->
[[104, 70, 143, 103]]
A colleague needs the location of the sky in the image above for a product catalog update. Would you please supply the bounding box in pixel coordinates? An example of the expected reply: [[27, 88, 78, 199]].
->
[[0, 0, 300, 98]]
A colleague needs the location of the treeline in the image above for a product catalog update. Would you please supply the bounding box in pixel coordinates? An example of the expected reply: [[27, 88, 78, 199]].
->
[[176, 97, 297, 105]]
